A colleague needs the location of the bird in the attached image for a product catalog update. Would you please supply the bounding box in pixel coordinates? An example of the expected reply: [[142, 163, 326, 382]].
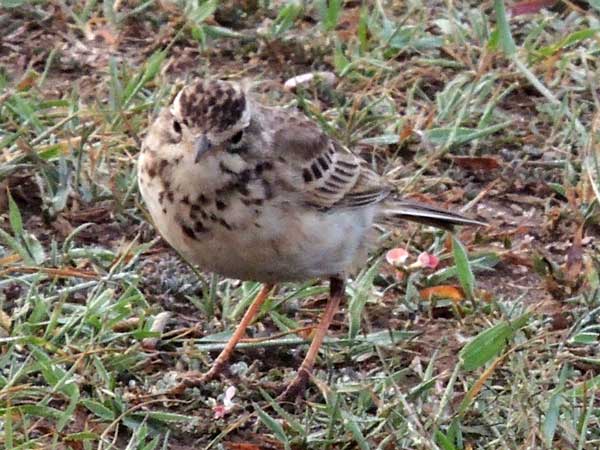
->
[[137, 78, 484, 400]]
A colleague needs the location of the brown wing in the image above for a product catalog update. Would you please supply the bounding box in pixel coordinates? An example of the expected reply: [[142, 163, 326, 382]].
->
[[268, 110, 391, 210]]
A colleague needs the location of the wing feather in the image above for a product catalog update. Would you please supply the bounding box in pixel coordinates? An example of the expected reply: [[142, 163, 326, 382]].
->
[[267, 110, 390, 210]]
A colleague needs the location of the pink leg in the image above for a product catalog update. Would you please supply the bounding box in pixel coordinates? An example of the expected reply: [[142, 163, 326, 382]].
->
[[278, 277, 344, 400]]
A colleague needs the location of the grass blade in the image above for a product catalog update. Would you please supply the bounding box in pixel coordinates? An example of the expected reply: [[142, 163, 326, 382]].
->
[[348, 260, 380, 340], [451, 236, 475, 300], [254, 403, 291, 450], [493, 0, 516, 55], [459, 313, 530, 371]]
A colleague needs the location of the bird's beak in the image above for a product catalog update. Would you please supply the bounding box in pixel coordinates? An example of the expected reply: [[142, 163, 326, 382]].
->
[[194, 135, 212, 163]]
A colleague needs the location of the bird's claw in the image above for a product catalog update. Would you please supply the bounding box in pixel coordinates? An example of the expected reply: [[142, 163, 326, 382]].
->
[[277, 368, 310, 402]]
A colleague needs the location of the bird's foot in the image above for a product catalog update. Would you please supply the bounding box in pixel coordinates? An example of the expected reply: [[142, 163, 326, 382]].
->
[[166, 362, 227, 396], [277, 368, 310, 402], [164, 371, 208, 395]]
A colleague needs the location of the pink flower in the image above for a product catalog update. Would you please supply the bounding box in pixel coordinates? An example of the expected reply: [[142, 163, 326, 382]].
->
[[417, 252, 439, 269], [213, 404, 227, 419], [386, 248, 410, 266], [213, 386, 236, 419]]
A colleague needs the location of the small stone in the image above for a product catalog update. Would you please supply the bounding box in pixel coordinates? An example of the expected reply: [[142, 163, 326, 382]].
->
[[499, 148, 514, 161]]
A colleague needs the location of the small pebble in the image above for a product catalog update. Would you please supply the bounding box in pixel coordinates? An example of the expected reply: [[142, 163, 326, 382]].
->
[[499, 148, 514, 161]]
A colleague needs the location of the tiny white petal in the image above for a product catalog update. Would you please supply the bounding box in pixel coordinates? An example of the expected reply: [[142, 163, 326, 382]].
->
[[224, 386, 236, 402]]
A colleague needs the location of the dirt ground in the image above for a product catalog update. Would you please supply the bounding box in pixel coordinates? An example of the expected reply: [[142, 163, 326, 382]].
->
[[1, 2, 599, 449]]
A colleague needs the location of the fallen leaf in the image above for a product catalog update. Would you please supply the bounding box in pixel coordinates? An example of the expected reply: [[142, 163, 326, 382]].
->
[[224, 444, 262, 450], [453, 156, 502, 171], [224, 433, 285, 449], [550, 313, 570, 331], [542, 51, 562, 83], [0, 309, 11, 333], [501, 252, 533, 268], [0, 253, 21, 266], [511, 0, 557, 16], [565, 224, 584, 285], [478, 289, 494, 303], [336, 7, 361, 41], [16, 71, 39, 91], [399, 121, 414, 140], [84, 18, 119, 46], [420, 285, 465, 302], [94, 27, 119, 46]]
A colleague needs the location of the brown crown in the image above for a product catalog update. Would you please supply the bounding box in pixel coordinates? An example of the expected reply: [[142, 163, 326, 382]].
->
[[175, 79, 246, 134]]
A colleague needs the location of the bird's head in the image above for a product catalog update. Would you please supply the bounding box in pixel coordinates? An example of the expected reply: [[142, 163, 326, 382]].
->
[[170, 79, 250, 162]]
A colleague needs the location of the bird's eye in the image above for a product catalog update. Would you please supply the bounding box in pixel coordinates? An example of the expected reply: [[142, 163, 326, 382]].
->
[[230, 130, 243, 145], [173, 120, 182, 134]]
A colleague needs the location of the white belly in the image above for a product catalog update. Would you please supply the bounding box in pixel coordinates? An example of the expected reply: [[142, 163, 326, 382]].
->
[[138, 155, 375, 282]]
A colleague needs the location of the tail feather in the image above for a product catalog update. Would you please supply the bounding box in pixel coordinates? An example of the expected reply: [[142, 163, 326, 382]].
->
[[382, 200, 486, 231]]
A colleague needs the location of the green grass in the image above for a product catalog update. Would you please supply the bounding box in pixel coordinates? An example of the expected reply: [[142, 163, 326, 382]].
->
[[1, 1, 599, 449]]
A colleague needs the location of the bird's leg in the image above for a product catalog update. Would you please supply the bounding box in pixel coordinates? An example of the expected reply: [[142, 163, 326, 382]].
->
[[203, 283, 274, 380], [177, 283, 274, 391], [278, 276, 345, 401]]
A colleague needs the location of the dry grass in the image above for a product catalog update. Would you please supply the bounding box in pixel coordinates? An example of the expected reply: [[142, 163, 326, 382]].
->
[[0, 1, 599, 449]]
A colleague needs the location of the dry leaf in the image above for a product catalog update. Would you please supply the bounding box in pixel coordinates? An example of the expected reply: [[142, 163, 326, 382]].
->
[[453, 156, 502, 171], [501, 251, 533, 268], [420, 285, 465, 302], [336, 7, 361, 41], [0, 309, 11, 333], [0, 253, 22, 266], [225, 444, 262, 450], [565, 224, 584, 285], [94, 27, 119, 46], [17, 71, 39, 91], [399, 122, 414, 141], [511, 0, 557, 16]]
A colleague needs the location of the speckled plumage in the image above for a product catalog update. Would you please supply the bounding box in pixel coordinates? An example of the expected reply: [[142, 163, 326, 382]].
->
[[138, 79, 484, 398], [138, 79, 482, 283], [172, 79, 247, 136]]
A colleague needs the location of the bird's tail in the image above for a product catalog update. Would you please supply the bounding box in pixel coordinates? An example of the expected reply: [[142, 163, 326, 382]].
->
[[382, 200, 485, 231]]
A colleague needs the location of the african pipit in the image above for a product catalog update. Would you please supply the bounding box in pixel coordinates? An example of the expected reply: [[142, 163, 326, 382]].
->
[[138, 79, 483, 399]]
